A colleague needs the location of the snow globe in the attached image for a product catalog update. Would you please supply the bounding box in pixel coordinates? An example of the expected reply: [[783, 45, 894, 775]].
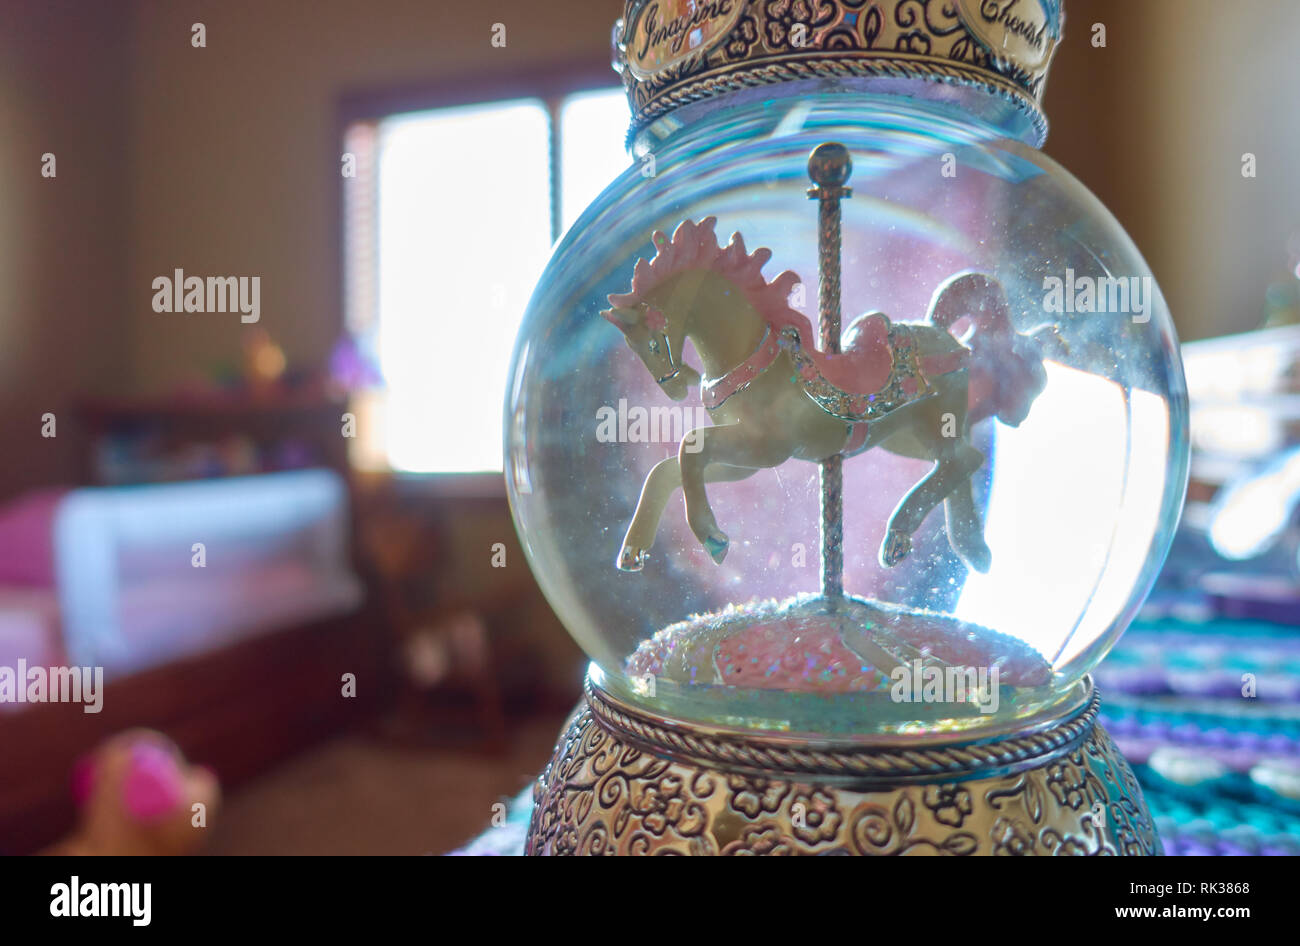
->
[[508, 0, 1188, 855]]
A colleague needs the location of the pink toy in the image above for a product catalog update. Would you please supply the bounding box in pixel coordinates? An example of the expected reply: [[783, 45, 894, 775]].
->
[[44, 729, 220, 856]]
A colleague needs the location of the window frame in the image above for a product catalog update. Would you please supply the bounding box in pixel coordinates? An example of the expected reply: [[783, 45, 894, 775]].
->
[[333, 67, 623, 498]]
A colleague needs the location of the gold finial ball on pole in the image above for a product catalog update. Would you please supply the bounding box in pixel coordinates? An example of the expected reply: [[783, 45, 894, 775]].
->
[[808, 142, 852, 190]]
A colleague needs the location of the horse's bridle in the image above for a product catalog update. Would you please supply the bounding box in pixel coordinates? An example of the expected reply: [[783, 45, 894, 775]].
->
[[654, 351, 680, 385], [640, 303, 680, 385]]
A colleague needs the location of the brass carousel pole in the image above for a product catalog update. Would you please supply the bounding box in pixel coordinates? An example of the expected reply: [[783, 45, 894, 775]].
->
[[808, 143, 852, 601]]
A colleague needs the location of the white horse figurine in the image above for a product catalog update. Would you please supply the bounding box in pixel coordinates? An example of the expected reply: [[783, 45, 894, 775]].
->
[[602, 216, 1064, 574]]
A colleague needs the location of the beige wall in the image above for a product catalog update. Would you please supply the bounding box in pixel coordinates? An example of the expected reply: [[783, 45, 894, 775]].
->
[[0, 1, 131, 497], [125, 0, 616, 394], [1044, 0, 1300, 342], [1143, 0, 1300, 341]]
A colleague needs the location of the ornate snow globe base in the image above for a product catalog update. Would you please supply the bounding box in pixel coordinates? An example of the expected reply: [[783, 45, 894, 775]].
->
[[526, 673, 1160, 856], [508, 1, 1186, 856]]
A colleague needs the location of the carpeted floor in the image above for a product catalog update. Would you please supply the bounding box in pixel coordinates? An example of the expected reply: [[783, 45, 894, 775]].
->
[[203, 710, 569, 855]]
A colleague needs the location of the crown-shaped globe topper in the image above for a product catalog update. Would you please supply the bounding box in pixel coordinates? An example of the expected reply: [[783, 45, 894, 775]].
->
[[614, 0, 1063, 145]]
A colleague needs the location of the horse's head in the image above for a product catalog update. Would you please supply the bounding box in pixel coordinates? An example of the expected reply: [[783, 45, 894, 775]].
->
[[603, 216, 794, 401], [601, 300, 699, 401]]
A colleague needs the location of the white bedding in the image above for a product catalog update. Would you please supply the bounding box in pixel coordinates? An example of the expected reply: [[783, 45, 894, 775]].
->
[[43, 468, 364, 676]]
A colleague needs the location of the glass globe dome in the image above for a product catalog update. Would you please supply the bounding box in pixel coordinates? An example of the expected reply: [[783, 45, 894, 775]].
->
[[505, 91, 1189, 738]]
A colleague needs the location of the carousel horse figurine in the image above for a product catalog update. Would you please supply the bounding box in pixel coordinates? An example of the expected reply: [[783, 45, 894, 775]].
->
[[602, 216, 1065, 574]]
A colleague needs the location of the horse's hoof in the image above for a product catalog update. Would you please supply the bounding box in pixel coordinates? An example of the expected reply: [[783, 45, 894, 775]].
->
[[617, 545, 648, 572], [703, 531, 729, 564], [880, 530, 911, 567]]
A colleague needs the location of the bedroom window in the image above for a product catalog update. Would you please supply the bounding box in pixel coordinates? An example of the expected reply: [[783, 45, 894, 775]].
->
[[343, 87, 628, 475]]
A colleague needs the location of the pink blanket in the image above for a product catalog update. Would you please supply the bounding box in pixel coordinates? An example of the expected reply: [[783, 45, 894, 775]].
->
[[0, 488, 67, 587]]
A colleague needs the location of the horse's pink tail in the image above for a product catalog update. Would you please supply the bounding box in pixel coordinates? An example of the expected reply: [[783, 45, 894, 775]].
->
[[927, 272, 1052, 428]]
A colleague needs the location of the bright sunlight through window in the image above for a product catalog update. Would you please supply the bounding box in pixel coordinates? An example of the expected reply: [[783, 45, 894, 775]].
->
[[347, 87, 629, 474]]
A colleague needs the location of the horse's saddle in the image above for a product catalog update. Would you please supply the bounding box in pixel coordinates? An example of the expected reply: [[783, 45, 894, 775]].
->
[[781, 313, 931, 423], [701, 311, 944, 424]]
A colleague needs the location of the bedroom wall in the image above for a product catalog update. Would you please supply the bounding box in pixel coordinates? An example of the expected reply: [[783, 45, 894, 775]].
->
[[120, 0, 1300, 396], [0, 0, 131, 499], [1141, 0, 1300, 342], [1045, 0, 1300, 343], [123, 0, 617, 394]]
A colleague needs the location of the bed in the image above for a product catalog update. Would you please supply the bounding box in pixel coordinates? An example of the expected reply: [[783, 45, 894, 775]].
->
[[0, 469, 379, 852]]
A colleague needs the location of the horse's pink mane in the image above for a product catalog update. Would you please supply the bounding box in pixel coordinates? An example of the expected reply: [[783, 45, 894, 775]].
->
[[607, 217, 812, 336]]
